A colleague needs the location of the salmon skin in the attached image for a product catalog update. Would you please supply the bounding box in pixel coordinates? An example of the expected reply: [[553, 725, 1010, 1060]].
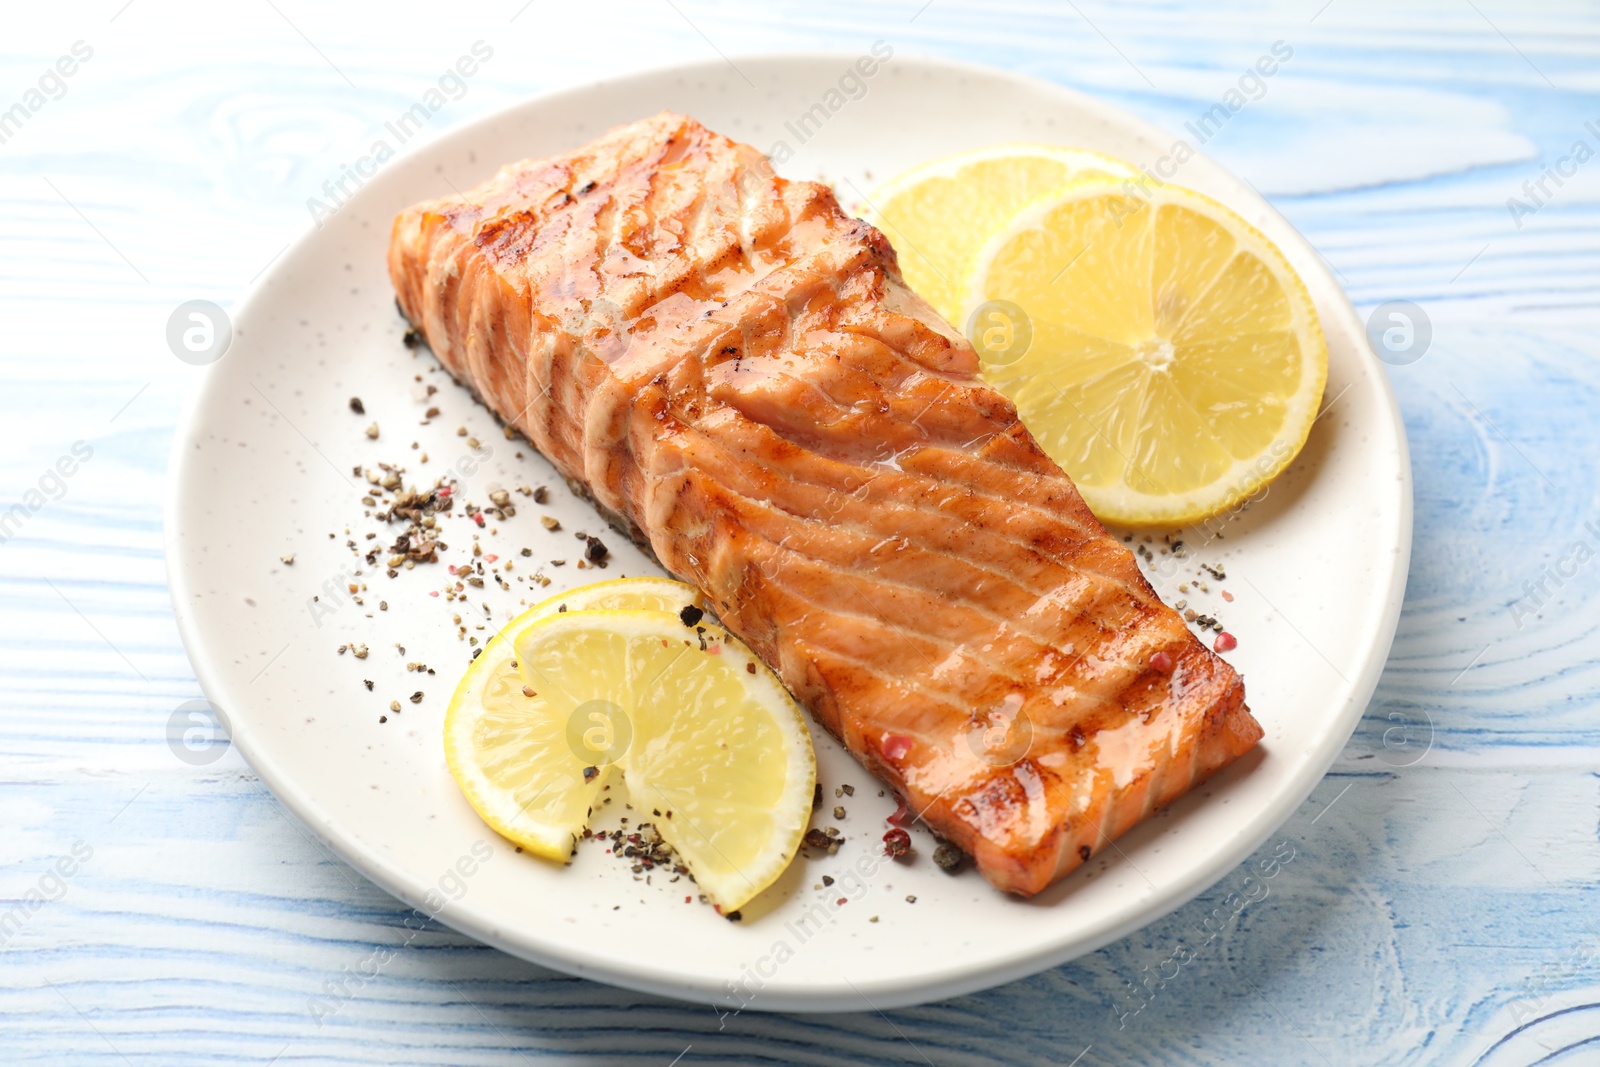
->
[[388, 112, 1262, 897]]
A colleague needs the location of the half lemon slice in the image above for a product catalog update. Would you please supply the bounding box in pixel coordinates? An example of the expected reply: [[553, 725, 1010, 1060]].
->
[[861, 143, 1137, 325], [964, 178, 1327, 527], [444, 578, 815, 912]]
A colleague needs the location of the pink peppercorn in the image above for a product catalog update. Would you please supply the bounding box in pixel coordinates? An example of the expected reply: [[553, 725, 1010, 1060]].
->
[[1214, 632, 1238, 653], [887, 794, 913, 827]]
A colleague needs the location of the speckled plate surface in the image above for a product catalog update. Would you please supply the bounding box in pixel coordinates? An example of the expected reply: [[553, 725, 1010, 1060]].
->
[[165, 53, 1410, 1012]]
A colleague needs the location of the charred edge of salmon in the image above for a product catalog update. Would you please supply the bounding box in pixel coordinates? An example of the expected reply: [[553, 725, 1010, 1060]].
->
[[936, 675, 1258, 899]]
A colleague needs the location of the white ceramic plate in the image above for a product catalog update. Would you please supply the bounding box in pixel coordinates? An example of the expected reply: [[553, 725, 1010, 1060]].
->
[[166, 53, 1410, 1012]]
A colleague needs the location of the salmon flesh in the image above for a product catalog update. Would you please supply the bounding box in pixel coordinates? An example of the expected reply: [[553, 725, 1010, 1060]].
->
[[388, 112, 1263, 897]]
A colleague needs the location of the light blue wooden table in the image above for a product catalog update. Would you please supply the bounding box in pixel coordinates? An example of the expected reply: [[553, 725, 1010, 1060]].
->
[[4, 1, 1597, 1062]]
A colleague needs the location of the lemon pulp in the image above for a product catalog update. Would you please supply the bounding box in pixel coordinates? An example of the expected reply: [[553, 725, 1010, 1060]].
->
[[965, 179, 1327, 526]]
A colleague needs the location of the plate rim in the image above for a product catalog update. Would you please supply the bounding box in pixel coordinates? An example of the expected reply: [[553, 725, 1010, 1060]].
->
[[164, 49, 1414, 1012]]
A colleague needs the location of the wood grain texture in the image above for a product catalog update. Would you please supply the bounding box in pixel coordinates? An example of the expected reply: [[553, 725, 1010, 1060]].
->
[[3, 0, 1599, 1062]]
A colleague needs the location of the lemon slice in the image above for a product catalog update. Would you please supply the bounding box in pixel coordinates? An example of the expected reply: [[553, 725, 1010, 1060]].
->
[[964, 178, 1327, 527], [513, 610, 814, 911], [445, 578, 816, 912], [443, 578, 701, 861], [861, 144, 1138, 324]]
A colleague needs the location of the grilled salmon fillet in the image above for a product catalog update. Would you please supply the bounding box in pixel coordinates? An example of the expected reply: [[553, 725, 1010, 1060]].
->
[[388, 112, 1263, 897]]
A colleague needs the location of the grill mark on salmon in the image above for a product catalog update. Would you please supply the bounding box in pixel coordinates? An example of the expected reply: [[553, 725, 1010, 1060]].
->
[[388, 111, 1263, 896]]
